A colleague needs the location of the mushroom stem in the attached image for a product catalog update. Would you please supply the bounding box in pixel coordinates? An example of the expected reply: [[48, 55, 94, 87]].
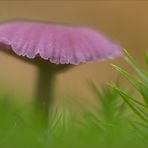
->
[[36, 66, 55, 125]]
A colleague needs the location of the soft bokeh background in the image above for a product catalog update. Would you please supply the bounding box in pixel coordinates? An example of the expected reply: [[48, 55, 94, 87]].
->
[[0, 1, 148, 104]]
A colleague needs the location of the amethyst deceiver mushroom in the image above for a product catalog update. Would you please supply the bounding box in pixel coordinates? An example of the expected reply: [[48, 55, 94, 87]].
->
[[0, 21, 122, 122]]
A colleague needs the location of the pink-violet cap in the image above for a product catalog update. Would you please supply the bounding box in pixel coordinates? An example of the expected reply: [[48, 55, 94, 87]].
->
[[0, 21, 122, 65]]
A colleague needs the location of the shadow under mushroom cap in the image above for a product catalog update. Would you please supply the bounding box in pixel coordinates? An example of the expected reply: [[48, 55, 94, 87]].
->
[[0, 21, 122, 65]]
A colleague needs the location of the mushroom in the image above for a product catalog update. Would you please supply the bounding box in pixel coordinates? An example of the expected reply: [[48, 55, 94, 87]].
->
[[0, 20, 122, 123]]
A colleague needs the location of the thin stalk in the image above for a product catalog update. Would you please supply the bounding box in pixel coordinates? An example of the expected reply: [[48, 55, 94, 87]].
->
[[35, 66, 55, 126]]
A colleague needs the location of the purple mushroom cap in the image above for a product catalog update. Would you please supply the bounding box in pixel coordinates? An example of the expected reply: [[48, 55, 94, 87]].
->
[[0, 21, 122, 65]]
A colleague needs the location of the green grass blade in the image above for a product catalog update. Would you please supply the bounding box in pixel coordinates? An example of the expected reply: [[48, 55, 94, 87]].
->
[[144, 52, 148, 68], [111, 84, 148, 123], [123, 49, 148, 82]]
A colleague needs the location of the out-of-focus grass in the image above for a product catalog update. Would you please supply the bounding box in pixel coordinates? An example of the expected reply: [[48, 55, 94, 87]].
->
[[0, 50, 148, 148], [0, 94, 134, 148]]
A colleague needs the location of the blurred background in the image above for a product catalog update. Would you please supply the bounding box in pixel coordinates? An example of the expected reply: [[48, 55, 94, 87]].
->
[[0, 1, 148, 104]]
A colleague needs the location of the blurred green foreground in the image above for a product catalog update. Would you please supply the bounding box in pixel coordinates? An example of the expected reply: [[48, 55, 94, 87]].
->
[[0, 51, 148, 148]]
